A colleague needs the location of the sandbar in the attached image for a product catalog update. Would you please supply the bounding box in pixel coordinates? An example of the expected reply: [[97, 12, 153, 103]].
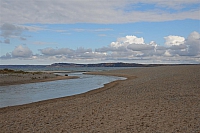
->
[[0, 71, 78, 86]]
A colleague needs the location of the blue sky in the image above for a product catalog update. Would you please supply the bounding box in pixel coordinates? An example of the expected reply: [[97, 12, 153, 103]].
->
[[0, 0, 200, 64]]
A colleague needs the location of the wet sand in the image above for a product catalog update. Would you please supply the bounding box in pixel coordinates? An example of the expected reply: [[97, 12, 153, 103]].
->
[[0, 65, 200, 132]]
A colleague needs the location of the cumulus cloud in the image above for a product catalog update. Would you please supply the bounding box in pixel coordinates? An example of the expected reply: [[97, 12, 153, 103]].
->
[[77, 52, 106, 59], [164, 50, 172, 57], [164, 35, 185, 46], [110, 35, 145, 49], [185, 31, 200, 56], [12, 45, 32, 58], [114, 36, 144, 47], [96, 35, 146, 53], [187, 31, 200, 40], [1, 31, 199, 64], [95, 32, 200, 62], [164, 31, 200, 56], [96, 35, 159, 58]]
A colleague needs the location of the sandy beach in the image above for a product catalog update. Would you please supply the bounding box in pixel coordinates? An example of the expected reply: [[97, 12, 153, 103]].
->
[[0, 65, 200, 132]]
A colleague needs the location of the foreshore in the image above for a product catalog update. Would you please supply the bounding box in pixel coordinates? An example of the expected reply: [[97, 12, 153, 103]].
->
[[0, 65, 200, 132]]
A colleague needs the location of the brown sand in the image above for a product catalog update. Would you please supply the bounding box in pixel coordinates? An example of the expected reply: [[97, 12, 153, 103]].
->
[[0, 65, 200, 132], [0, 72, 78, 86]]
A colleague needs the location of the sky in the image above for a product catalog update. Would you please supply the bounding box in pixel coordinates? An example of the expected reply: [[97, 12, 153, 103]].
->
[[0, 0, 200, 65]]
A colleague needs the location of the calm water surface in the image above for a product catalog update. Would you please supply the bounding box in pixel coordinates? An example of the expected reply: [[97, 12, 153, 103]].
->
[[0, 73, 126, 108]]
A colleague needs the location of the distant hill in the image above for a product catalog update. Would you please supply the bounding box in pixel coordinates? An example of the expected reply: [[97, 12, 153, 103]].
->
[[0, 63, 198, 70], [49, 62, 178, 67]]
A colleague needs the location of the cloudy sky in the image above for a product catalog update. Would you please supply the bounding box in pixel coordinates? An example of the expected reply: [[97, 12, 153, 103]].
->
[[0, 0, 200, 64]]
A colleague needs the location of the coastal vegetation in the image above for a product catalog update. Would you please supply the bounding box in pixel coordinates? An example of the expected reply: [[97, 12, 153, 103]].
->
[[0, 68, 78, 86], [0, 68, 29, 74], [0, 68, 42, 75]]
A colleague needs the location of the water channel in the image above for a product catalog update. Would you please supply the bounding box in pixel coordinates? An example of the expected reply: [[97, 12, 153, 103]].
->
[[0, 73, 126, 108]]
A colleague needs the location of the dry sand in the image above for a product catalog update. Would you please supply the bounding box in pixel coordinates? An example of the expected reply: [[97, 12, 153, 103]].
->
[[0, 65, 200, 132]]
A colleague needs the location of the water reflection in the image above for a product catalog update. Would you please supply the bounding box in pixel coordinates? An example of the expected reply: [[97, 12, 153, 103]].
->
[[0, 73, 125, 108]]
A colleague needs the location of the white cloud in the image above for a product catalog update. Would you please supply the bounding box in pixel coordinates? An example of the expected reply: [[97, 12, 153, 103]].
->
[[39, 48, 74, 57], [110, 35, 145, 48], [39, 47, 105, 60], [95, 32, 200, 62], [185, 31, 200, 56], [0, 0, 199, 24], [12, 45, 33, 58], [77, 52, 106, 59], [187, 31, 200, 40], [164, 50, 172, 57], [97, 35, 158, 58], [95, 35, 145, 55], [1, 31, 200, 64], [163, 31, 200, 56], [164, 35, 185, 46]]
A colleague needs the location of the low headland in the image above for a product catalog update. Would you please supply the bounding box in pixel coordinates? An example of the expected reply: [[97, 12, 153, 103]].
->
[[0, 65, 200, 132]]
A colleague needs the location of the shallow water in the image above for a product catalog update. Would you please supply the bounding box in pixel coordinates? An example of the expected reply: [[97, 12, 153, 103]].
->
[[0, 73, 126, 108]]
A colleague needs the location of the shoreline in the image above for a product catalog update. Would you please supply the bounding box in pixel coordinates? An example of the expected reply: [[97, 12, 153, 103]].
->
[[0, 76, 79, 86], [0, 65, 199, 132], [0, 71, 129, 109]]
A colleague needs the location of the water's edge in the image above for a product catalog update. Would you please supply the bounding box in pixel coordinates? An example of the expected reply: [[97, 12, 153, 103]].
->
[[0, 72, 126, 108]]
